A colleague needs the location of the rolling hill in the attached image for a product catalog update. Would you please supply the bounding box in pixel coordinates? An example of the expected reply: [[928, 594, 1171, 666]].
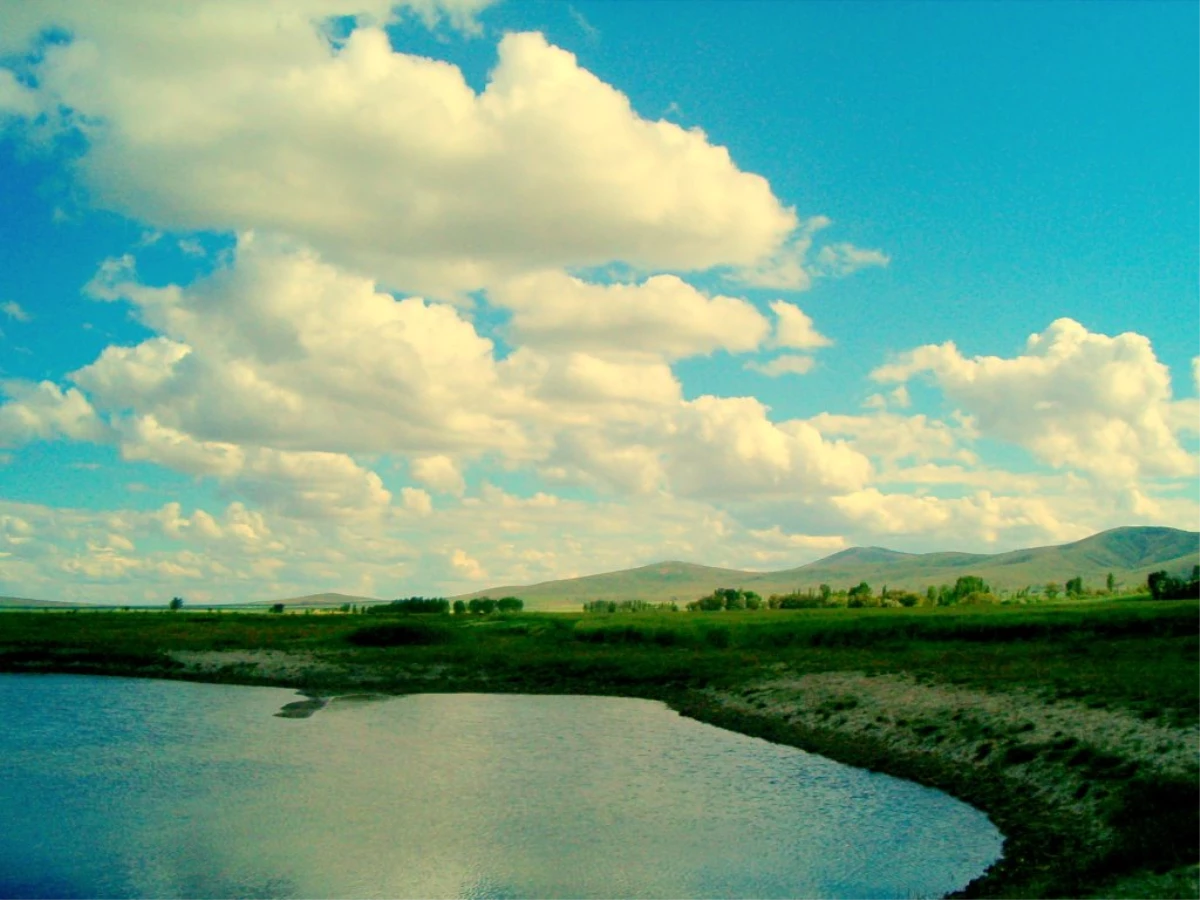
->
[[455, 561, 752, 610], [456, 526, 1200, 610], [0, 596, 80, 609]]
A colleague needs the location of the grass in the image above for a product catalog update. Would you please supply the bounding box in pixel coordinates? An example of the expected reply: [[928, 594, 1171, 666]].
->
[[1, 596, 1196, 898]]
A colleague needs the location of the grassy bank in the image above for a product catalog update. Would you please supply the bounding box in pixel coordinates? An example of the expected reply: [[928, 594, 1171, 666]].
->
[[1, 598, 1197, 898]]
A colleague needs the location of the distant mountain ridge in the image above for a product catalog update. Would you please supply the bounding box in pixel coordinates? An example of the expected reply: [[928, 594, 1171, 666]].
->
[[456, 526, 1200, 610], [4, 527, 1195, 610], [0, 596, 77, 609]]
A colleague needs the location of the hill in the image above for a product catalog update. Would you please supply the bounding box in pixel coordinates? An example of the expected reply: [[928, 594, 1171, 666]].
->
[[456, 526, 1200, 610], [0, 596, 79, 609], [455, 561, 755, 610]]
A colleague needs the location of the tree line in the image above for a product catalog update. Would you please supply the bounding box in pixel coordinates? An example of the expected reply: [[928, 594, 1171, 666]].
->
[[581, 566, 1199, 614], [365, 596, 525, 615], [1148, 566, 1199, 601]]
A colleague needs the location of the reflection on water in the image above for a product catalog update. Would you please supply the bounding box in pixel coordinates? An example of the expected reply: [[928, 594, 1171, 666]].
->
[[0, 675, 1002, 899]]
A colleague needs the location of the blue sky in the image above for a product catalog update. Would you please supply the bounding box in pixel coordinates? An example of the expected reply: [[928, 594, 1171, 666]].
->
[[0, 0, 1196, 603]]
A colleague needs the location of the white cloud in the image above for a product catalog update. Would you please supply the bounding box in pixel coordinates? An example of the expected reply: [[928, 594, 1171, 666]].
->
[[808, 411, 975, 464], [770, 301, 831, 350], [494, 271, 769, 358], [512, 350, 681, 409], [0, 69, 37, 118], [745, 355, 815, 377], [7, 13, 797, 294], [0, 1, 494, 55], [747, 526, 847, 553], [732, 218, 887, 290], [401, 486, 433, 515], [411, 455, 466, 495], [813, 243, 890, 277], [9, 240, 876, 514], [114, 415, 392, 519], [74, 338, 192, 409], [118, 415, 244, 477], [0, 381, 109, 445], [72, 237, 529, 457], [450, 547, 486, 581], [239, 448, 393, 519], [830, 488, 1086, 546], [666, 395, 872, 498], [872, 318, 1196, 483], [1, 301, 32, 322], [862, 386, 910, 411]]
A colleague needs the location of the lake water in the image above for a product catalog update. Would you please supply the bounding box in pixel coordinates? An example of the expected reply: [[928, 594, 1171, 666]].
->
[[0, 675, 1002, 899]]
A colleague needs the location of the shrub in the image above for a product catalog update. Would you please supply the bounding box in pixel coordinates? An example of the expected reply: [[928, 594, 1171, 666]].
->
[[347, 621, 456, 646], [703, 626, 731, 649]]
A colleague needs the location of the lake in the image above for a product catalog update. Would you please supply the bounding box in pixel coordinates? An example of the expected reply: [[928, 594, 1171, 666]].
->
[[0, 674, 1002, 898]]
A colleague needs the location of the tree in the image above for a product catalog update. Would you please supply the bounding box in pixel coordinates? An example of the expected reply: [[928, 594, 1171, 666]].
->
[[270, 603, 285, 614], [497, 596, 523, 613], [1106, 572, 1116, 594], [168, 596, 184, 611], [1065, 576, 1083, 598], [453, 599, 466, 615], [819, 583, 832, 603], [846, 582, 872, 608], [1044, 582, 1060, 601], [952, 576, 989, 601], [1148, 571, 1168, 599]]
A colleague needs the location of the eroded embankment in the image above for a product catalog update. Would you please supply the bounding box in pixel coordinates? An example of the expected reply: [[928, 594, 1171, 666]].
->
[[671, 671, 1199, 898]]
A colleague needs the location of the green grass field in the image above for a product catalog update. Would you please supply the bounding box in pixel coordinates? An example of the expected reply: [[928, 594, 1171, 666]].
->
[[3, 596, 1195, 719]]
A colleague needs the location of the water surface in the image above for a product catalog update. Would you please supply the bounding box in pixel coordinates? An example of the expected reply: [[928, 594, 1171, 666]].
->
[[0, 675, 1002, 898]]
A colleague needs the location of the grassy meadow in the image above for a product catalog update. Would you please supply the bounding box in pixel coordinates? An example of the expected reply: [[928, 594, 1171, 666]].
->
[[3, 597, 1195, 716]]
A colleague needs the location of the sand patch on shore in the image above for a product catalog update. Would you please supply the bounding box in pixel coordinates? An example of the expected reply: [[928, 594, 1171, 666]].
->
[[170, 649, 343, 680]]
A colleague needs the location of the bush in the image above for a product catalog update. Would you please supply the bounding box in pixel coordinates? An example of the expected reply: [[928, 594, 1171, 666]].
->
[[347, 621, 456, 646], [367, 597, 450, 615], [703, 626, 732, 649]]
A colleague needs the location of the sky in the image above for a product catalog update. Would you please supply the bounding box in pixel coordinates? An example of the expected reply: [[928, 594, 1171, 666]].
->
[[0, 0, 1196, 604]]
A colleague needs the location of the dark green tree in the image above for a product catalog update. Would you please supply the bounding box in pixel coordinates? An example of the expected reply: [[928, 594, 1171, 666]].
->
[[846, 582, 872, 608], [1065, 576, 1083, 597], [168, 596, 184, 611], [952, 576, 989, 600], [453, 599, 466, 615]]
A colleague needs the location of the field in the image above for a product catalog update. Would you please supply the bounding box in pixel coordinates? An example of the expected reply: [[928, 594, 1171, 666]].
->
[[1, 597, 1197, 898]]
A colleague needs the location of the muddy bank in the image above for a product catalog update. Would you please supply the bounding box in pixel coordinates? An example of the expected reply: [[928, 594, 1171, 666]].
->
[[671, 672, 1198, 899]]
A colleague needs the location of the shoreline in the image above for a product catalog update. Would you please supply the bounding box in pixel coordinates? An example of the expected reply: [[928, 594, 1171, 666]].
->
[[5, 648, 1197, 899]]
